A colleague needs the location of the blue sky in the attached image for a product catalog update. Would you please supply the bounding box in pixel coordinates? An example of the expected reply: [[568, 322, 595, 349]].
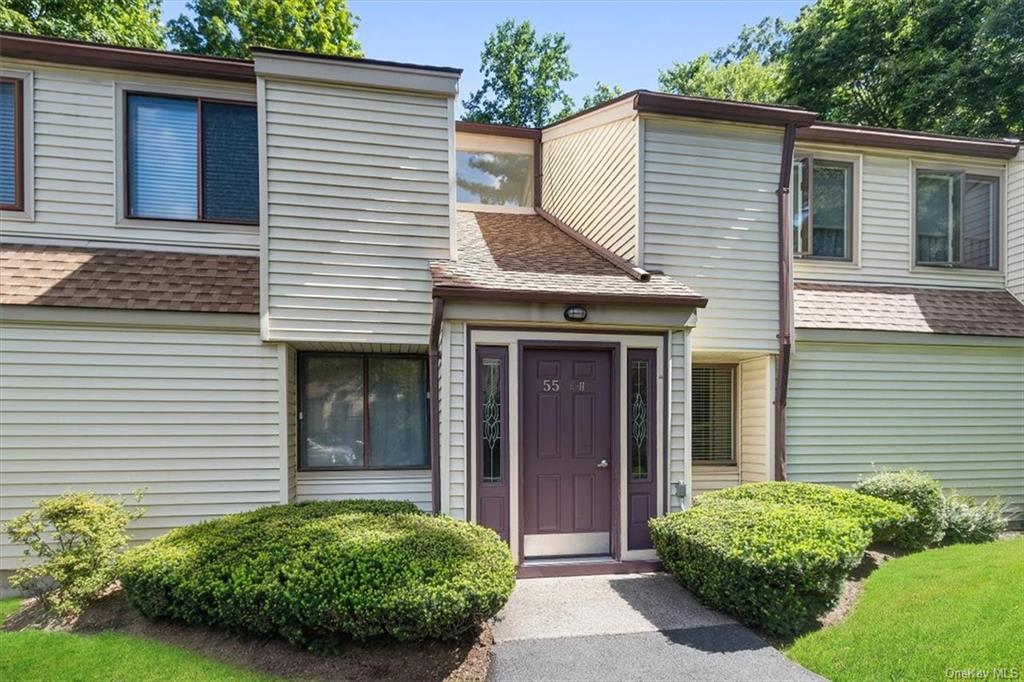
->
[[159, 0, 806, 116]]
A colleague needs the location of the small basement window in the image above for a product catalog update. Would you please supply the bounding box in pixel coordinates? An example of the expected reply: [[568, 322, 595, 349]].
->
[[692, 365, 735, 465], [299, 354, 430, 470], [126, 93, 258, 224]]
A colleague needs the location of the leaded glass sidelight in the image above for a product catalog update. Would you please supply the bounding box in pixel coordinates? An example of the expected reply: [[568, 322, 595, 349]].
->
[[629, 359, 650, 481], [482, 357, 503, 483]]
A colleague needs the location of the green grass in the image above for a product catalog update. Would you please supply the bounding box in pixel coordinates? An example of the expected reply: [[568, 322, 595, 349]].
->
[[0, 598, 275, 682], [787, 538, 1024, 681]]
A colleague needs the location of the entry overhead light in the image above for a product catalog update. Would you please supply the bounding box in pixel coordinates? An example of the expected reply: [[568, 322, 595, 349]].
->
[[564, 304, 587, 322]]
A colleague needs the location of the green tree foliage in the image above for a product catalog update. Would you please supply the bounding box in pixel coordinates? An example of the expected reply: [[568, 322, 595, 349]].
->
[[785, 0, 1023, 137], [463, 19, 577, 128], [0, 0, 165, 49], [581, 81, 624, 110], [167, 0, 362, 59]]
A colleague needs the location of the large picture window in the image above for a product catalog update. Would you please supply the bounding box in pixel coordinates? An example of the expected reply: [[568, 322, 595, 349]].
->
[[793, 157, 854, 260], [915, 169, 999, 270], [299, 354, 429, 470], [692, 366, 735, 465], [126, 93, 258, 224], [0, 77, 23, 211]]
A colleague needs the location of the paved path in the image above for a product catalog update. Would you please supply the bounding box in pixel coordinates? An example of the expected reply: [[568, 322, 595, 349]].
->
[[488, 573, 822, 682]]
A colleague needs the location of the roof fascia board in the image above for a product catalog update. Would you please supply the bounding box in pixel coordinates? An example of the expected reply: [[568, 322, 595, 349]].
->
[[798, 125, 1019, 160], [252, 50, 459, 96], [456, 121, 541, 139], [542, 97, 636, 142], [633, 91, 817, 127], [433, 286, 707, 308], [795, 327, 1024, 346]]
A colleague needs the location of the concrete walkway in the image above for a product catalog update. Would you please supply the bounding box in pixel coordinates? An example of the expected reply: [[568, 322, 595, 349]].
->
[[488, 573, 822, 682]]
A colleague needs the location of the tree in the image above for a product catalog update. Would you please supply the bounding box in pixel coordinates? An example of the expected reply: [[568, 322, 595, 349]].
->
[[581, 82, 624, 110], [463, 19, 577, 128], [167, 0, 362, 59], [0, 0, 165, 49], [785, 0, 1023, 137]]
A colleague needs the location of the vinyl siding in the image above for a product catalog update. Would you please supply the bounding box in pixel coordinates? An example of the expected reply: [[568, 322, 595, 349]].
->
[[285, 345, 297, 502], [0, 316, 282, 569], [788, 340, 1024, 521], [669, 330, 688, 510], [693, 466, 740, 496], [440, 321, 467, 519], [542, 116, 638, 259], [262, 78, 451, 344], [295, 470, 431, 510], [642, 117, 781, 353], [1008, 149, 1024, 301], [739, 355, 772, 483], [0, 60, 258, 251], [794, 147, 1007, 288]]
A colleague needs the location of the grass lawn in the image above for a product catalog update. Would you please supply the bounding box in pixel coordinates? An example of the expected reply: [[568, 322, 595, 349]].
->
[[0, 597, 275, 682], [787, 537, 1024, 681]]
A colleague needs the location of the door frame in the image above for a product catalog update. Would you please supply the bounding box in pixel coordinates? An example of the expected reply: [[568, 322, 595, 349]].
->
[[517, 341, 620, 563]]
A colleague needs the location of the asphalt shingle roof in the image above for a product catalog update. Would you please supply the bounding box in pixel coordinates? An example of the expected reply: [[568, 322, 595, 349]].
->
[[794, 281, 1024, 338], [0, 243, 258, 314]]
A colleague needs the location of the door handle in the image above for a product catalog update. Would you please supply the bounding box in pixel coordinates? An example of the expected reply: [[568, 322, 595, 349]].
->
[[597, 459, 609, 469]]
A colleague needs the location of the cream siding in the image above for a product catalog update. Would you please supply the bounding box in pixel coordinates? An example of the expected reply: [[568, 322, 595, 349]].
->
[[692, 466, 740, 496], [794, 147, 1007, 288], [668, 330, 689, 510], [0, 60, 258, 252], [642, 117, 782, 353], [285, 345, 297, 502], [262, 78, 451, 344], [440, 321, 467, 519], [1008, 149, 1024, 301], [541, 116, 639, 259], [739, 355, 772, 483], [0, 314, 281, 569], [788, 340, 1024, 520], [294, 470, 432, 511]]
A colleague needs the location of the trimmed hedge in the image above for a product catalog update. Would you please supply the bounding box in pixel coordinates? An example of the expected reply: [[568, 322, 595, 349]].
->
[[854, 470, 945, 549], [650, 500, 870, 637], [700, 482, 913, 543], [119, 500, 515, 648]]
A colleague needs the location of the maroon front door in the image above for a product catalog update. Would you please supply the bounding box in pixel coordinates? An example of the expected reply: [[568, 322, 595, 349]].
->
[[522, 348, 613, 557]]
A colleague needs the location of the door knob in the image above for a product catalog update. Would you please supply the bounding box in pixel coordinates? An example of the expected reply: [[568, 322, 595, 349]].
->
[[597, 459, 609, 468]]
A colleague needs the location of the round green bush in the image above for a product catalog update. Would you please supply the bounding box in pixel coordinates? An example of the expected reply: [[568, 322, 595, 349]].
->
[[700, 481, 914, 544], [650, 499, 870, 638], [854, 470, 945, 549], [118, 500, 515, 649]]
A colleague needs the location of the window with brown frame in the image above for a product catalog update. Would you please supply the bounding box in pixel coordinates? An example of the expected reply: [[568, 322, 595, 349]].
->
[[125, 92, 258, 224], [792, 156, 854, 261], [0, 77, 23, 211], [298, 354, 430, 471], [915, 169, 999, 270]]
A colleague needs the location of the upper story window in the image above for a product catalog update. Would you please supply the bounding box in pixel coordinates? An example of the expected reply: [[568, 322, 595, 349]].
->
[[126, 93, 258, 224], [457, 151, 533, 206], [0, 77, 23, 211], [793, 156, 854, 260], [915, 169, 999, 270]]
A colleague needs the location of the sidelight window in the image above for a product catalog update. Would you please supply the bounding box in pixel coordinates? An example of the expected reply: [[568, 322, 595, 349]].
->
[[628, 357, 651, 481]]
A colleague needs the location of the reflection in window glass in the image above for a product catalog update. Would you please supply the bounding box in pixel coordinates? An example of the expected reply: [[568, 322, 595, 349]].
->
[[792, 157, 852, 259], [456, 151, 533, 206], [368, 357, 429, 467], [302, 356, 364, 468]]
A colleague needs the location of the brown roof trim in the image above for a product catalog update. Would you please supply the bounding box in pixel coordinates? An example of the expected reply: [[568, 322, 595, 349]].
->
[[434, 285, 708, 308], [539, 90, 639, 129], [632, 90, 818, 127], [456, 121, 541, 139], [798, 123, 1020, 159], [535, 207, 650, 282], [0, 31, 256, 83], [249, 45, 461, 74]]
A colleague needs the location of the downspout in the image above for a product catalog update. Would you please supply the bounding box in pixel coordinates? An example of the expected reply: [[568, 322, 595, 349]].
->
[[428, 297, 445, 513], [774, 123, 797, 481]]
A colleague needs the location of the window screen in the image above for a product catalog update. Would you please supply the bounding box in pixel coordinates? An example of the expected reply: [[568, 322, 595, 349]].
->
[[456, 151, 533, 206], [300, 354, 429, 470], [202, 101, 259, 223], [0, 79, 19, 209], [692, 366, 734, 464]]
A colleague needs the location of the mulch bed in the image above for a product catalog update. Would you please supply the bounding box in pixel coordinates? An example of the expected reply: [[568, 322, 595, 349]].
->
[[4, 587, 492, 682], [816, 547, 894, 628]]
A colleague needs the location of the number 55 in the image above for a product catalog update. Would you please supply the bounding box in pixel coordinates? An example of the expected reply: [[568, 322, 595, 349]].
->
[[543, 379, 560, 392]]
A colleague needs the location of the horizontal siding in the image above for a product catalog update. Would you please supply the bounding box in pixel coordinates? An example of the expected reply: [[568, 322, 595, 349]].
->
[[0, 319, 282, 568], [788, 341, 1024, 520], [542, 116, 638, 259], [295, 470, 431, 511], [693, 466, 740, 496], [264, 78, 451, 344], [1008, 150, 1024, 300], [669, 330, 687, 510], [1, 60, 258, 251], [795, 148, 1007, 288], [643, 118, 781, 353], [739, 356, 772, 483], [441, 321, 467, 519]]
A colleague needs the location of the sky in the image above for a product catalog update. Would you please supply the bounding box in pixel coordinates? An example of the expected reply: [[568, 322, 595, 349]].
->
[[159, 0, 807, 117]]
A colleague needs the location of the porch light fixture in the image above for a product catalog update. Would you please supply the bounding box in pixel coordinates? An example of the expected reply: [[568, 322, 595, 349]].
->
[[563, 304, 587, 322]]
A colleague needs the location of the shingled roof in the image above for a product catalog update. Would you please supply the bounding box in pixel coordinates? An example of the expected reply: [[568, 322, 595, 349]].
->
[[794, 282, 1024, 338], [0, 243, 258, 314], [431, 211, 706, 306]]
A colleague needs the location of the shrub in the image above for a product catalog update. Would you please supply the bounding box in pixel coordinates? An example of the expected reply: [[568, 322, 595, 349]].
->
[[4, 491, 145, 616], [700, 481, 914, 543], [118, 501, 515, 648], [854, 470, 945, 549], [650, 500, 869, 638], [941, 493, 1007, 545]]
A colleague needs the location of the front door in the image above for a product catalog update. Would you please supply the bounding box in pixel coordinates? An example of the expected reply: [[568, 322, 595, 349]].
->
[[522, 348, 613, 557]]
